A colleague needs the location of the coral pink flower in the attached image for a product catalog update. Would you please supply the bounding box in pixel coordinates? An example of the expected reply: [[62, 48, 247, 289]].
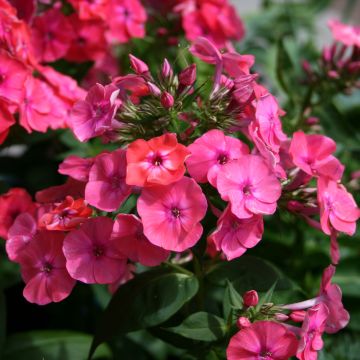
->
[[317, 177, 359, 236], [58, 155, 94, 182], [289, 131, 344, 181], [227, 321, 298, 360], [106, 0, 147, 44], [0, 49, 28, 104], [137, 177, 207, 252], [217, 155, 282, 219], [186, 129, 249, 187], [208, 206, 263, 260], [85, 149, 132, 211], [68, 0, 109, 20], [63, 217, 127, 284], [6, 213, 37, 261], [112, 214, 169, 266], [70, 83, 119, 142], [126, 133, 190, 187], [319, 265, 350, 334], [18, 230, 76, 305], [328, 19, 360, 47], [297, 303, 329, 360], [31, 8, 75, 62], [0, 188, 36, 239], [0, 102, 15, 144], [39, 196, 92, 231], [65, 15, 107, 62]]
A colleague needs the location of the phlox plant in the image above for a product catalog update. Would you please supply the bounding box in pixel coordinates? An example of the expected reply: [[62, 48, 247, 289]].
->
[[0, 1, 360, 360]]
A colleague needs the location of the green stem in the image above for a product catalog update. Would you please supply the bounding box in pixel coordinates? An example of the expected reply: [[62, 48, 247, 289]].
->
[[164, 261, 193, 276]]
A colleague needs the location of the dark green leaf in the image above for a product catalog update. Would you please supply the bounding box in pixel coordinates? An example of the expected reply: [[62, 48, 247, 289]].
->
[[89, 268, 199, 358], [165, 312, 226, 342], [223, 281, 243, 320]]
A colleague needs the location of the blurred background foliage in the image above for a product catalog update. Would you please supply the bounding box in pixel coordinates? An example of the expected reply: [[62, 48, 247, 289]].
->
[[0, 0, 360, 359]]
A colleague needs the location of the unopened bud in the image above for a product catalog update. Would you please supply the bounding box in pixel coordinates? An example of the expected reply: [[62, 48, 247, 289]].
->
[[129, 54, 149, 75], [305, 116, 319, 125], [237, 317, 251, 329], [161, 58, 173, 79], [275, 313, 289, 321], [289, 310, 306, 323], [179, 64, 197, 86], [161, 91, 174, 108], [147, 82, 161, 96], [243, 290, 259, 307]]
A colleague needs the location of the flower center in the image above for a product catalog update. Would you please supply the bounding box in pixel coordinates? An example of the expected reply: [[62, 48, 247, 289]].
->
[[171, 207, 181, 218], [259, 351, 272, 359], [217, 153, 228, 165], [152, 155, 163, 166], [41, 262, 53, 274], [93, 245, 104, 257], [243, 184, 252, 196]]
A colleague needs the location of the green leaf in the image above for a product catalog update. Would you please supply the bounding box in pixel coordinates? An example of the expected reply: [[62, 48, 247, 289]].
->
[[4, 331, 111, 360], [89, 268, 199, 358], [165, 312, 226, 342], [223, 281, 243, 320], [256, 282, 277, 311], [0, 288, 5, 356]]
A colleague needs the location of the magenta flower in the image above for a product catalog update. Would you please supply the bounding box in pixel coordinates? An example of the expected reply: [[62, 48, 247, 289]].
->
[[112, 214, 169, 266], [297, 303, 329, 360], [0, 102, 15, 145], [70, 83, 120, 142], [137, 177, 207, 252], [227, 321, 299, 360], [186, 129, 249, 187], [58, 155, 94, 182], [85, 149, 132, 212], [6, 213, 37, 261], [0, 49, 29, 104], [317, 177, 359, 236], [208, 206, 263, 260], [217, 155, 282, 219], [18, 230, 76, 305], [289, 131, 344, 180], [328, 19, 360, 47], [63, 217, 127, 284]]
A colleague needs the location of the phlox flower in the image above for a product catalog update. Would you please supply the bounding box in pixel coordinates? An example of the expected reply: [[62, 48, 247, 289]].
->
[[58, 155, 94, 182], [227, 321, 298, 360], [112, 214, 169, 266], [186, 129, 249, 187], [18, 230, 76, 305], [0, 49, 29, 104], [328, 19, 360, 48], [126, 133, 190, 187], [63, 217, 127, 284], [297, 303, 329, 360], [217, 155, 282, 219], [0, 102, 15, 144], [317, 177, 359, 236], [68, 0, 109, 20], [39, 196, 92, 231], [6, 213, 37, 261], [70, 83, 120, 142], [208, 206, 263, 260], [85, 149, 132, 211], [289, 131, 344, 181], [0, 188, 36, 239], [137, 176, 207, 252]]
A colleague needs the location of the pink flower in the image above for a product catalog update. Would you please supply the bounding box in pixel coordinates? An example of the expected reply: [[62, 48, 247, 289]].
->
[[6, 213, 37, 261], [63, 217, 127, 284], [208, 206, 263, 260], [18, 230, 76, 305], [297, 303, 329, 360], [126, 133, 190, 187], [137, 177, 207, 252], [217, 155, 282, 219], [85, 149, 132, 211], [58, 155, 94, 182], [68, 0, 109, 20], [186, 129, 249, 187], [0, 49, 28, 104], [106, 0, 147, 44], [0, 188, 36, 239], [112, 214, 169, 266], [223, 52, 255, 78], [289, 131, 344, 181], [317, 177, 359, 236], [319, 265, 350, 334], [31, 8, 75, 62], [243, 290, 259, 307], [328, 19, 360, 48], [70, 83, 119, 142], [0, 102, 15, 144], [227, 321, 298, 360]]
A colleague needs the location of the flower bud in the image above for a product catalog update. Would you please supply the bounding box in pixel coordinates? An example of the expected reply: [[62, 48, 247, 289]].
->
[[237, 317, 251, 329], [306, 116, 319, 125], [243, 290, 259, 307], [161, 91, 174, 108], [289, 310, 306, 323], [147, 82, 161, 97], [275, 313, 289, 321], [161, 58, 173, 79], [179, 64, 197, 86], [129, 54, 149, 75]]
